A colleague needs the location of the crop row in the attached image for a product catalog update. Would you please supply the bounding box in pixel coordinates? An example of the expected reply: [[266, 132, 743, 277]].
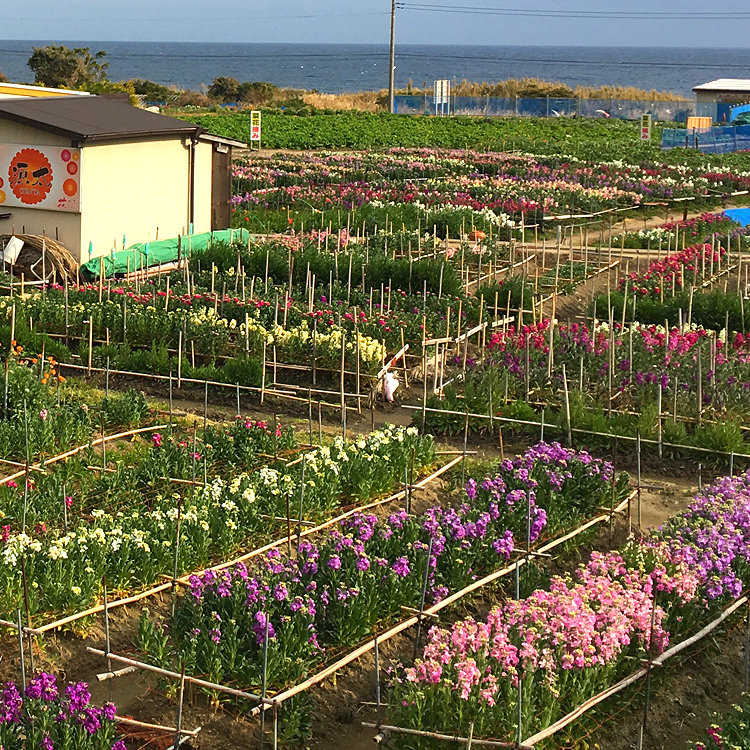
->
[[136, 442, 627, 717], [388, 462, 750, 744], [0, 423, 433, 621]]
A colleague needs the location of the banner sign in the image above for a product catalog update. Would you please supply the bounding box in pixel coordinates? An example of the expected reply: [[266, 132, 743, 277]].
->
[[250, 111, 261, 143], [640, 113, 652, 141], [0, 144, 80, 213]]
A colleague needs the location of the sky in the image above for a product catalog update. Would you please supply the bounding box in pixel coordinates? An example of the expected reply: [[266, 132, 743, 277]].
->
[[2, 0, 749, 46]]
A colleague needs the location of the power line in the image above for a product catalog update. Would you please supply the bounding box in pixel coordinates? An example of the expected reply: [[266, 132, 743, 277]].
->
[[395, 51, 750, 69], [399, 2, 750, 19]]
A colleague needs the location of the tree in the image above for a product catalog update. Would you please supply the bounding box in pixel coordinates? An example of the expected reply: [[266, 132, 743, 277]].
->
[[0, 70, 6, 83], [27, 45, 109, 89], [208, 76, 241, 103], [238, 81, 278, 105]]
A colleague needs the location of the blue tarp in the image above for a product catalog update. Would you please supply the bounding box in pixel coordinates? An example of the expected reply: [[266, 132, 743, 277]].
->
[[724, 209, 750, 227]]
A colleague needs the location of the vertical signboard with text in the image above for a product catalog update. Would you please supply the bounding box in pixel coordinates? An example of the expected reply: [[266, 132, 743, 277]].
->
[[250, 110, 262, 150], [434, 79, 451, 117], [640, 113, 652, 141], [0, 144, 80, 212]]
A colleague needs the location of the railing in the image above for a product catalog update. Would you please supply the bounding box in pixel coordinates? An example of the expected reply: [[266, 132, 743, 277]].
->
[[661, 123, 750, 153], [395, 94, 695, 122]]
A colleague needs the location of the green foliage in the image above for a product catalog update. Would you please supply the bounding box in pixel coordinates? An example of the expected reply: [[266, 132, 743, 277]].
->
[[175, 109, 750, 173], [238, 81, 279, 105], [208, 76, 242, 103], [693, 420, 747, 455], [597, 289, 747, 333], [28, 45, 109, 89], [85, 79, 139, 105], [101, 389, 151, 427], [130, 79, 178, 102]]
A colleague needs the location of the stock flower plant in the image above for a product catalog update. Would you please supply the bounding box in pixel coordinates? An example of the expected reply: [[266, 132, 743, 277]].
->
[[0, 673, 124, 750]]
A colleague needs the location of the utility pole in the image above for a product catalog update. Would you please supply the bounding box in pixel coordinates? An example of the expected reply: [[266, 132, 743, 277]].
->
[[388, 0, 396, 114]]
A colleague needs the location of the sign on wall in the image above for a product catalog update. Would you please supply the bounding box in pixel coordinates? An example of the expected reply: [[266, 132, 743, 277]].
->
[[0, 145, 80, 213]]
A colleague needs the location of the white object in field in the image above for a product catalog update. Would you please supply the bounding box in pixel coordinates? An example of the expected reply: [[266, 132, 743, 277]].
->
[[146, 106, 161, 113], [383, 372, 399, 402], [2, 236, 23, 265]]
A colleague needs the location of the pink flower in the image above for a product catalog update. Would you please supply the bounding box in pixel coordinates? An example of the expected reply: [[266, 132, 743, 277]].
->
[[39, 409, 48, 421], [151, 433, 162, 448]]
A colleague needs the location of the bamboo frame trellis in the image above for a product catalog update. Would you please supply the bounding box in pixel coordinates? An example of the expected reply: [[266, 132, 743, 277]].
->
[[32, 456, 462, 633], [249, 490, 636, 716]]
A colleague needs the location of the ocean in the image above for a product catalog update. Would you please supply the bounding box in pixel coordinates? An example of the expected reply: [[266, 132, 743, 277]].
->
[[0, 41, 749, 97]]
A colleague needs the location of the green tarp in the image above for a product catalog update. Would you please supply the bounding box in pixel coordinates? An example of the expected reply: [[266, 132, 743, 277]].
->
[[80, 229, 249, 279]]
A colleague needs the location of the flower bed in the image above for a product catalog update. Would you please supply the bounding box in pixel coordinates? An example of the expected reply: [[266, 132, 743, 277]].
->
[[388, 465, 750, 744], [689, 695, 750, 749], [137, 443, 626, 699], [230, 150, 712, 233], [616, 243, 726, 298], [613, 212, 749, 250], [428, 318, 750, 454], [0, 425, 433, 621]]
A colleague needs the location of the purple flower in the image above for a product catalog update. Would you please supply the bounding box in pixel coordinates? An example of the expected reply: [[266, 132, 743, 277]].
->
[[79, 706, 102, 734], [327, 555, 342, 570], [465, 478, 478, 500], [26, 672, 58, 702], [0, 682, 23, 724], [273, 583, 289, 601], [492, 530, 514, 559], [392, 557, 410, 577], [253, 611, 276, 644], [41, 735, 54, 750], [65, 682, 91, 713]]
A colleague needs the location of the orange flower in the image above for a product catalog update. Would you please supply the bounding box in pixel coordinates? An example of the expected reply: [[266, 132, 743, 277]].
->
[[58, 375, 66, 383]]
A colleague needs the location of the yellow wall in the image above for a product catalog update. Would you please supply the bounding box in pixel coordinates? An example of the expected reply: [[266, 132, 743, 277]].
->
[[79, 136, 211, 262], [0, 122, 71, 147], [0, 84, 88, 99], [193, 140, 213, 232]]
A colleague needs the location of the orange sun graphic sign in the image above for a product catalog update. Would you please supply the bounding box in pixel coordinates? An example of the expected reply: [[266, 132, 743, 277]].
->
[[8, 148, 53, 204], [0, 144, 80, 213]]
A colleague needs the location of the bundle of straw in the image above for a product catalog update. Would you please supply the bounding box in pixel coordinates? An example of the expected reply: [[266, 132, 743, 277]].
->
[[0, 234, 78, 283]]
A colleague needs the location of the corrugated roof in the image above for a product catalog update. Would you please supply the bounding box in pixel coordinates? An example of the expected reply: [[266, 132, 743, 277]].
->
[[693, 79, 750, 92], [0, 95, 202, 142]]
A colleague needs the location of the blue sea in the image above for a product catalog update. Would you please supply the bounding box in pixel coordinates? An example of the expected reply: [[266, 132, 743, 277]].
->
[[0, 41, 749, 97]]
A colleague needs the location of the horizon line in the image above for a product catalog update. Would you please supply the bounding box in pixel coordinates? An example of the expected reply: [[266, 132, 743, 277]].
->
[[2, 39, 750, 50]]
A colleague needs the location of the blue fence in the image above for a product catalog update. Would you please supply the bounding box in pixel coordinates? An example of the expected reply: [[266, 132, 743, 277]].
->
[[661, 124, 750, 153], [394, 95, 695, 122]]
